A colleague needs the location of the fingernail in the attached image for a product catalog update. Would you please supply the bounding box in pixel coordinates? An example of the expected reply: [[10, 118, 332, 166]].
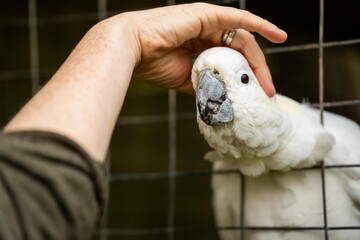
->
[[266, 75, 276, 97], [270, 81, 276, 96], [280, 29, 288, 40]]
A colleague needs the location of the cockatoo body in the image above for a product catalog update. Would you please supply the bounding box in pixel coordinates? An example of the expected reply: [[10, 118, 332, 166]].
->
[[191, 47, 360, 240]]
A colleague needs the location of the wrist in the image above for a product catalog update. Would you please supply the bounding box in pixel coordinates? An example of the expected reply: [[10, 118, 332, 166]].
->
[[91, 12, 141, 70]]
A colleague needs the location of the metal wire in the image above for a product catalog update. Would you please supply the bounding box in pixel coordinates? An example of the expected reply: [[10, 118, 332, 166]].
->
[[97, 160, 360, 238], [2, 38, 360, 82], [28, 0, 40, 94], [263, 39, 360, 55], [239, 4, 246, 239], [240, 173, 246, 240], [98, 225, 360, 237], [167, 90, 177, 240], [318, 1, 329, 239], [4, 0, 360, 239]]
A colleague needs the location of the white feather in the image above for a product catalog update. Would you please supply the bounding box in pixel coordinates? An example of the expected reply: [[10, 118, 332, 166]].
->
[[192, 47, 360, 240]]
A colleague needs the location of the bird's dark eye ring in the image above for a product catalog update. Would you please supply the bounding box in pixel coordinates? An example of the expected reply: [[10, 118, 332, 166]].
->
[[241, 74, 249, 84]]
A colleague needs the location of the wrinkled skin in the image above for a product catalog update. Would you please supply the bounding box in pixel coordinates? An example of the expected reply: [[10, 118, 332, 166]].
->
[[114, 3, 287, 95]]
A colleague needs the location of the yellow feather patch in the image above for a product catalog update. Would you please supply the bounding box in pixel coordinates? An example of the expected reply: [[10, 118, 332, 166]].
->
[[276, 95, 300, 112]]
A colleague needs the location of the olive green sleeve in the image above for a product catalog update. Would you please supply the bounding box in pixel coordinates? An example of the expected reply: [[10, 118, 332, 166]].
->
[[0, 131, 107, 240]]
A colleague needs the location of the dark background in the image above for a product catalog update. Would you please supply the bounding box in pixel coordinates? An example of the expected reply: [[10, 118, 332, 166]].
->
[[1, 0, 359, 239]]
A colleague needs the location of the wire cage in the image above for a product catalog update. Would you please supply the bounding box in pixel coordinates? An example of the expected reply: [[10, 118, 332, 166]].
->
[[1, 0, 360, 240]]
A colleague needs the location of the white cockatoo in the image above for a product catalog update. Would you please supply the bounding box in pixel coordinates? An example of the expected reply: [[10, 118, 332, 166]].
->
[[191, 47, 360, 240]]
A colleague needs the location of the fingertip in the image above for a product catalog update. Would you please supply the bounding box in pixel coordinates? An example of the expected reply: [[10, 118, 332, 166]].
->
[[266, 81, 276, 97], [280, 29, 288, 38], [277, 29, 288, 43], [269, 27, 288, 43], [263, 79, 276, 97], [255, 67, 276, 97]]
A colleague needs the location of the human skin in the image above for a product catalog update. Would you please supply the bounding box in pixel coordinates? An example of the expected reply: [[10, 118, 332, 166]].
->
[[4, 3, 287, 162]]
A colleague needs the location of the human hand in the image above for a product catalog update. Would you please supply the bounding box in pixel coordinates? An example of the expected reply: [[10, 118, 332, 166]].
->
[[122, 3, 287, 96], [3, 3, 286, 162]]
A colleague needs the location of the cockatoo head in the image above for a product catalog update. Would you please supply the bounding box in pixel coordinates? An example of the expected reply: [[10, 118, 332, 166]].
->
[[192, 47, 268, 126], [192, 47, 285, 174]]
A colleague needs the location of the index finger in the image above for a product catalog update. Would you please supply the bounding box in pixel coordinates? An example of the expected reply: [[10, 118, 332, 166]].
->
[[209, 5, 288, 43], [199, 4, 287, 96], [228, 29, 276, 96]]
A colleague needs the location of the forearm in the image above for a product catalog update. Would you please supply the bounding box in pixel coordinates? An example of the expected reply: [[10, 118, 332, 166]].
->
[[3, 3, 287, 162], [4, 15, 139, 162]]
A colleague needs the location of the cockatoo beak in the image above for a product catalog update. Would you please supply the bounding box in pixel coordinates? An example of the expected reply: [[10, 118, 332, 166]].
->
[[196, 70, 234, 126]]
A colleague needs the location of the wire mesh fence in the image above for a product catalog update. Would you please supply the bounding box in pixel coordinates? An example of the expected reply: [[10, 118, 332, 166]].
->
[[1, 0, 360, 239]]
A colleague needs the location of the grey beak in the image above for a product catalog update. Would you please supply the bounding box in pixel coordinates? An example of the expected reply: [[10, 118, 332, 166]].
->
[[196, 70, 233, 126]]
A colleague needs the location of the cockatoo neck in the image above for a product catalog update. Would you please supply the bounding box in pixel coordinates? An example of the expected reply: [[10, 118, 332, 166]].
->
[[233, 94, 289, 157], [198, 93, 290, 161]]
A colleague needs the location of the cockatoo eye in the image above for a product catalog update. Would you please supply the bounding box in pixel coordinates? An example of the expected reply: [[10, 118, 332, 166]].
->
[[241, 73, 249, 84]]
